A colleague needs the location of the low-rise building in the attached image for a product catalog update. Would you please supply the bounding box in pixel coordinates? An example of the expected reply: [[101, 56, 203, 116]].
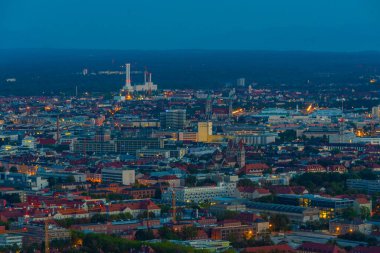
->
[[0, 233, 23, 248], [210, 220, 255, 241], [329, 219, 372, 235], [347, 179, 380, 194], [122, 187, 156, 199], [297, 242, 346, 253], [23, 223, 71, 246], [101, 167, 135, 185], [246, 202, 320, 224], [277, 194, 353, 219], [162, 182, 237, 204]]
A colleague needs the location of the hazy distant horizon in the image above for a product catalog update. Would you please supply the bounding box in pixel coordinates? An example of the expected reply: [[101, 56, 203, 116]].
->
[[2, 48, 380, 55], [1, 49, 379, 96]]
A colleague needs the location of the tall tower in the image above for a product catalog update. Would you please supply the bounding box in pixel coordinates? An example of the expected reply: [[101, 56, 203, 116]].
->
[[198, 121, 212, 142], [237, 78, 245, 87], [237, 140, 246, 168], [123, 63, 133, 91], [160, 109, 186, 129], [228, 100, 233, 118], [56, 115, 60, 144], [205, 94, 212, 119], [148, 72, 153, 96]]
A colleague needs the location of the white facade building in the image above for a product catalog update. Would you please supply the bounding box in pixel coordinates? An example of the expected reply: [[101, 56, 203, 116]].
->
[[162, 182, 237, 204], [22, 136, 36, 149], [0, 234, 23, 248], [101, 167, 135, 185]]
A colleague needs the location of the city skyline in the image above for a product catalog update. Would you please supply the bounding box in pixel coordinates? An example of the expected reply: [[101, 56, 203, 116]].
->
[[2, 2, 380, 252]]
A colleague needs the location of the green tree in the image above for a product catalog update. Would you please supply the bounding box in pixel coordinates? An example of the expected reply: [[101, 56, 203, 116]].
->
[[185, 175, 196, 187], [107, 193, 128, 201], [66, 175, 76, 183], [338, 231, 378, 245], [215, 210, 239, 221], [358, 169, 378, 180], [158, 204, 171, 214], [360, 206, 371, 220], [3, 193, 21, 204], [0, 221, 10, 230], [270, 214, 290, 232], [181, 226, 198, 240], [137, 211, 155, 219], [135, 229, 155, 241], [90, 214, 108, 223], [342, 207, 358, 221], [9, 166, 18, 173], [237, 179, 257, 187], [330, 149, 341, 155], [222, 249, 237, 253], [158, 226, 180, 240], [278, 130, 297, 142], [155, 188, 162, 199], [256, 194, 276, 203], [48, 177, 57, 187]]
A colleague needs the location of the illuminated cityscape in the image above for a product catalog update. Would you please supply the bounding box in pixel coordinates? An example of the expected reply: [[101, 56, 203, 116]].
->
[[1, 1, 380, 253]]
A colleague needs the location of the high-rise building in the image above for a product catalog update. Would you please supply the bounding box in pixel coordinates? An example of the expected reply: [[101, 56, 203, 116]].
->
[[237, 78, 245, 87], [95, 128, 111, 142], [372, 105, 380, 118], [205, 94, 213, 119], [228, 100, 233, 118], [160, 109, 186, 129], [198, 121, 212, 142]]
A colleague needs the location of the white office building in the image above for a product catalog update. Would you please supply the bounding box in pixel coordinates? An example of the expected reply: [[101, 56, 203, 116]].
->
[[234, 133, 277, 146], [101, 167, 135, 185], [162, 182, 237, 204], [0, 234, 23, 248], [22, 136, 36, 149]]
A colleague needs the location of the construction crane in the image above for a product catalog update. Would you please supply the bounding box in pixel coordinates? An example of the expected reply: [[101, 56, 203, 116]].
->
[[172, 189, 176, 224], [56, 115, 60, 144], [45, 214, 51, 253], [146, 207, 150, 229]]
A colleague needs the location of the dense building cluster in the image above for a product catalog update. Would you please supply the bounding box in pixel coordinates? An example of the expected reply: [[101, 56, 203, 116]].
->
[[1, 77, 380, 253]]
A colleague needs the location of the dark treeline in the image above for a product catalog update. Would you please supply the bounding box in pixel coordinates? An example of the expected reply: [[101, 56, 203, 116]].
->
[[1, 49, 380, 95]]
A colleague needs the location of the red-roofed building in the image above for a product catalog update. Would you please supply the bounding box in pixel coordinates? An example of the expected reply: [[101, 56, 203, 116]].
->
[[37, 138, 56, 145], [211, 220, 255, 241], [240, 163, 270, 176], [350, 246, 380, 253], [242, 244, 295, 253], [89, 200, 160, 218], [303, 164, 326, 173], [269, 186, 308, 195], [327, 165, 347, 174], [237, 187, 271, 199], [53, 208, 90, 220], [122, 188, 156, 199], [297, 242, 346, 253]]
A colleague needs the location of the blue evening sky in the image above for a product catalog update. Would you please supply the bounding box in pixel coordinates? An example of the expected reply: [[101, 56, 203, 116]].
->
[[1, 0, 379, 51]]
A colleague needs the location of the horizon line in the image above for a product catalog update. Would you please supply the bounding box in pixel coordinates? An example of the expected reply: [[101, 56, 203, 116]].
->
[[1, 48, 380, 54]]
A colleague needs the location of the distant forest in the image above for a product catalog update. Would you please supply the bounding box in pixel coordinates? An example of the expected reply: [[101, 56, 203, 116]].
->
[[0, 49, 379, 96]]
